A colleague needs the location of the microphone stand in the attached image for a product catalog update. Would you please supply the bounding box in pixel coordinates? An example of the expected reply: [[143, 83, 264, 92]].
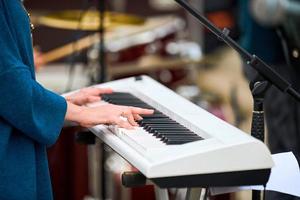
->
[[174, 0, 300, 102], [97, 1, 107, 200], [173, 0, 300, 199], [98, 0, 106, 83]]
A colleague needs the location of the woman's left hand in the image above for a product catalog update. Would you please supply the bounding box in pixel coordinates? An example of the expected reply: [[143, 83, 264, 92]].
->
[[65, 87, 113, 106]]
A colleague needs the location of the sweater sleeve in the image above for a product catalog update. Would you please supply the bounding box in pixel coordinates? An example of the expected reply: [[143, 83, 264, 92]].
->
[[0, 9, 67, 145]]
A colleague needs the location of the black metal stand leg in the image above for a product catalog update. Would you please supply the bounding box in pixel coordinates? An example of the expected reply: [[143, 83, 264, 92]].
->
[[97, 1, 108, 199], [122, 172, 169, 200], [98, 0, 106, 83], [250, 79, 270, 200]]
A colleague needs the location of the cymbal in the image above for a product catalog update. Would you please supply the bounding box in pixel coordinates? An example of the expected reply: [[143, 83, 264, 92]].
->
[[37, 10, 145, 31]]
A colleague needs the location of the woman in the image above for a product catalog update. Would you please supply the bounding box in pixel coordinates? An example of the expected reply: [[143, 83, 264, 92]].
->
[[0, 0, 153, 199]]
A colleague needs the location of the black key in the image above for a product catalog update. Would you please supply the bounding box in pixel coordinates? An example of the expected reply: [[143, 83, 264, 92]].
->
[[144, 123, 183, 127], [144, 126, 184, 132], [108, 99, 145, 103], [160, 133, 198, 139], [143, 123, 182, 127], [108, 100, 146, 104], [153, 129, 193, 133], [156, 132, 196, 138], [141, 114, 169, 119], [162, 135, 201, 141], [147, 127, 189, 132], [139, 118, 173, 122], [153, 130, 194, 137], [143, 125, 181, 130], [138, 119, 177, 125], [102, 92, 133, 97], [161, 135, 198, 141], [143, 124, 183, 129], [165, 137, 202, 145], [114, 103, 153, 109]]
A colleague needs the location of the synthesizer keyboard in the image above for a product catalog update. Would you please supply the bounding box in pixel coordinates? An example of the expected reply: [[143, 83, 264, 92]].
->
[[88, 75, 274, 188]]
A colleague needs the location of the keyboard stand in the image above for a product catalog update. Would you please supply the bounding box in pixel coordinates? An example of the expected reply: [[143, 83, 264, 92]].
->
[[122, 172, 209, 200], [185, 188, 202, 200], [154, 186, 169, 200], [154, 187, 204, 200]]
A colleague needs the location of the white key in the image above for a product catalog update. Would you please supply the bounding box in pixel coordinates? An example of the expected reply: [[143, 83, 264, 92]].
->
[[109, 126, 167, 153]]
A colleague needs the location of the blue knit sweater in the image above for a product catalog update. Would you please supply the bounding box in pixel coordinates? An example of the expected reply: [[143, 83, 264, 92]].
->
[[0, 0, 67, 199]]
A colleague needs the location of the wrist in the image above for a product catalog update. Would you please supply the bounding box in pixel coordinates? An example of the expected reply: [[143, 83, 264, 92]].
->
[[65, 101, 85, 124]]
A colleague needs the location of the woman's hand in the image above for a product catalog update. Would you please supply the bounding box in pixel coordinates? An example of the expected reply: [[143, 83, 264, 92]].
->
[[65, 87, 113, 106], [65, 102, 154, 129]]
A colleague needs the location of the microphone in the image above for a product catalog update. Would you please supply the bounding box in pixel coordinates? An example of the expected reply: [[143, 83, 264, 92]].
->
[[250, 0, 300, 26]]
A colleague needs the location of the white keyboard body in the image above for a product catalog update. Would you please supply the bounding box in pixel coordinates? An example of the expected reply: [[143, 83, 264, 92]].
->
[[89, 76, 274, 180]]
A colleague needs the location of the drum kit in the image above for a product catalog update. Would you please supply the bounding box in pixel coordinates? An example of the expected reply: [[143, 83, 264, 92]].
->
[[33, 9, 204, 87]]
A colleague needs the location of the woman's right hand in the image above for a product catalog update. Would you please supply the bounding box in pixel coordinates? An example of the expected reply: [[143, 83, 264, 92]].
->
[[65, 102, 154, 129]]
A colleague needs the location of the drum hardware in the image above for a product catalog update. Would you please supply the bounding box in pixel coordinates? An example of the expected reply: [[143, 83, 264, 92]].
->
[[34, 10, 145, 31], [37, 16, 200, 77], [107, 54, 204, 77], [150, 0, 180, 11], [35, 13, 203, 88], [36, 16, 183, 64]]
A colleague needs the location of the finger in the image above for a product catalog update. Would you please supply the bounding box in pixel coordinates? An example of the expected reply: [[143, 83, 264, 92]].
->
[[130, 107, 154, 115], [115, 117, 134, 129], [87, 96, 101, 103], [123, 111, 138, 126], [98, 88, 113, 93], [133, 114, 143, 121], [94, 88, 113, 96]]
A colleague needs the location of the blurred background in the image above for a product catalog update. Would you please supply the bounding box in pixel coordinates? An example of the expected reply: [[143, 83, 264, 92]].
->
[[24, 0, 300, 199]]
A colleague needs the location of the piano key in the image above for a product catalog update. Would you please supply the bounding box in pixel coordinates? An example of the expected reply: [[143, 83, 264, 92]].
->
[[103, 92, 202, 146], [144, 126, 184, 132], [142, 124, 181, 130], [154, 130, 194, 137], [156, 132, 196, 138], [162, 135, 202, 141], [138, 119, 178, 125], [159, 133, 198, 137], [106, 99, 146, 104], [165, 138, 203, 145], [147, 127, 189, 133], [102, 92, 135, 96], [152, 130, 194, 134], [143, 123, 183, 127], [113, 103, 153, 109], [139, 118, 173, 122], [160, 134, 199, 140], [143, 123, 182, 127], [141, 114, 169, 119], [108, 100, 147, 104], [115, 127, 167, 150], [144, 125, 186, 131]]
